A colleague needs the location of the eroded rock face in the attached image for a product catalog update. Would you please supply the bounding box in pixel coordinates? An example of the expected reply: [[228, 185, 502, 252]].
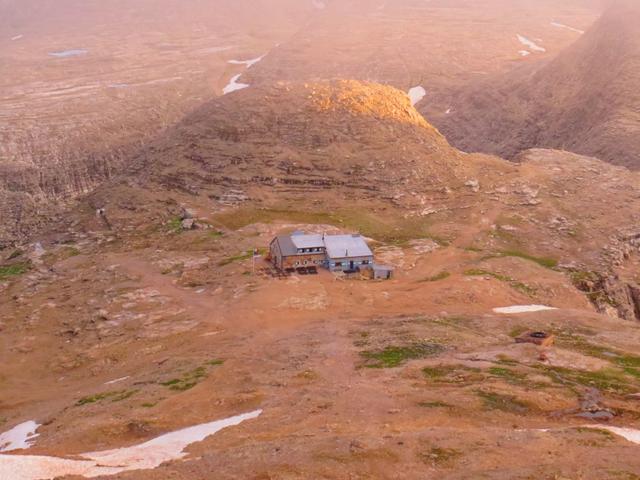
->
[[628, 284, 640, 321], [571, 270, 640, 322], [0, 150, 128, 246]]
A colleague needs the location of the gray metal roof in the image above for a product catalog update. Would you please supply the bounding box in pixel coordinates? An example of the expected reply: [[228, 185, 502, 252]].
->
[[274, 235, 298, 256], [324, 235, 373, 259], [290, 234, 325, 250]]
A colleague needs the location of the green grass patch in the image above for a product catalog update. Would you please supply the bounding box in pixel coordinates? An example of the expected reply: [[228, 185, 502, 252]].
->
[[418, 447, 462, 467], [464, 269, 536, 296], [498, 250, 558, 269], [0, 262, 30, 280], [218, 249, 265, 267], [558, 334, 640, 373], [212, 206, 440, 245], [160, 360, 224, 391], [488, 367, 528, 385], [534, 364, 635, 394], [166, 216, 183, 233], [161, 366, 207, 391], [62, 246, 81, 257], [573, 427, 617, 447], [360, 343, 446, 368], [465, 268, 509, 281], [205, 359, 225, 366], [76, 390, 138, 406], [422, 365, 483, 384], [218, 250, 253, 266], [418, 271, 451, 283], [418, 401, 452, 408], [508, 326, 529, 338], [574, 427, 616, 439], [476, 390, 532, 414], [494, 355, 520, 366], [610, 472, 640, 480], [427, 315, 474, 330], [7, 249, 23, 260]]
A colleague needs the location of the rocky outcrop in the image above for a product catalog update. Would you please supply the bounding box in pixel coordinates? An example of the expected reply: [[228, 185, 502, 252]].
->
[[0, 139, 131, 246], [571, 270, 640, 322]]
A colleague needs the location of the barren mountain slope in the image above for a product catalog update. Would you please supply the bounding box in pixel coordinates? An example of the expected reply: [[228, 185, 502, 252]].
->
[[0, 0, 602, 248], [245, 0, 600, 94], [83, 81, 640, 319], [0, 0, 318, 244], [3, 81, 640, 480], [425, 0, 640, 169]]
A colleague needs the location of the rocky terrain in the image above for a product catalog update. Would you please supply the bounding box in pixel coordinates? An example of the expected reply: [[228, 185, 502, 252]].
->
[[0, 0, 602, 245], [3, 2, 640, 479], [425, 0, 640, 169], [2, 80, 640, 478], [0, 0, 317, 245]]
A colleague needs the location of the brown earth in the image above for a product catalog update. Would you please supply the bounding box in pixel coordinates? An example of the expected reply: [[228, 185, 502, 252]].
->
[[0, 0, 315, 246], [2, 80, 640, 478], [0, 0, 603, 245]]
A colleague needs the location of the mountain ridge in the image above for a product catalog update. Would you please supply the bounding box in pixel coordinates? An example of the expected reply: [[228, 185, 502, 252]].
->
[[424, 0, 640, 168]]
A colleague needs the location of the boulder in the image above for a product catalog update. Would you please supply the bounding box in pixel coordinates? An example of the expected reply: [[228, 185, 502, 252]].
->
[[181, 219, 196, 230]]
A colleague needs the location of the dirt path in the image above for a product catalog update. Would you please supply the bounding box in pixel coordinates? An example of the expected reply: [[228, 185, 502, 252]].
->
[[101, 253, 224, 326]]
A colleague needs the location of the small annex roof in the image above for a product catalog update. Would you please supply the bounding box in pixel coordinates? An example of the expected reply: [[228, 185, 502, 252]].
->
[[324, 234, 373, 259], [290, 233, 325, 250], [274, 235, 298, 256]]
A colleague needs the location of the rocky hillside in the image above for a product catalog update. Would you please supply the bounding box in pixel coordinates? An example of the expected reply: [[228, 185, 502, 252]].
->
[[4, 80, 640, 319], [0, 0, 602, 245], [4, 79, 640, 480], [425, 0, 640, 169], [0, 0, 319, 246], [95, 80, 478, 209], [75, 81, 640, 320]]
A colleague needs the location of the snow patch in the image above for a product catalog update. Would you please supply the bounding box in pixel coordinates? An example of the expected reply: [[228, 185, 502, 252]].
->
[[223, 74, 249, 95], [312, 0, 327, 9], [516, 35, 546, 53], [11, 35, 24, 41], [551, 21, 584, 34], [493, 305, 557, 314], [519, 50, 531, 57], [585, 425, 640, 444], [0, 410, 262, 480], [0, 421, 41, 453], [407, 86, 426, 106], [224, 49, 270, 95], [228, 54, 266, 69], [104, 376, 130, 385], [48, 49, 88, 58]]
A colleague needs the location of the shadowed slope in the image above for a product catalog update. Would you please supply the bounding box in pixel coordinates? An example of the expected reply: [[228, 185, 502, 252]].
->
[[425, 0, 640, 169]]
